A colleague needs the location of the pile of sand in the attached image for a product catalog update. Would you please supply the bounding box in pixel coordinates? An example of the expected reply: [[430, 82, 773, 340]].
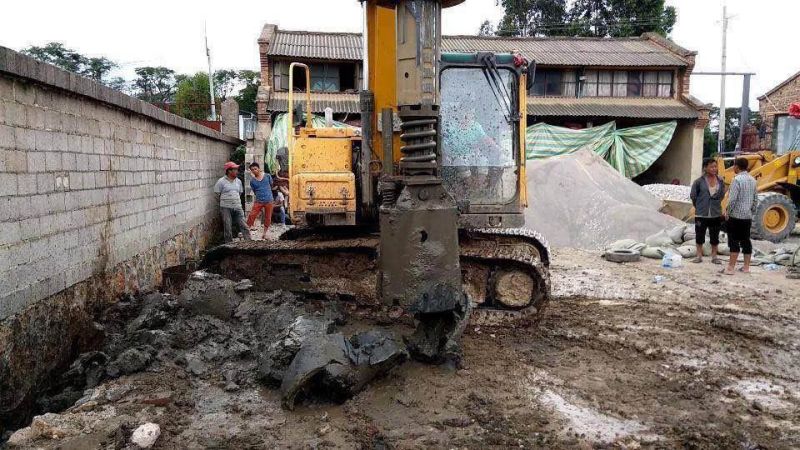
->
[[525, 150, 682, 249]]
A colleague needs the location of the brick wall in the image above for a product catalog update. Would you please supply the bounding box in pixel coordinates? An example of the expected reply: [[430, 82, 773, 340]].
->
[[758, 72, 800, 148], [0, 47, 241, 427]]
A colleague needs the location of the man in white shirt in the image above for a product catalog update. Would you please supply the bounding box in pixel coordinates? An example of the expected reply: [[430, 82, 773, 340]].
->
[[214, 162, 252, 243]]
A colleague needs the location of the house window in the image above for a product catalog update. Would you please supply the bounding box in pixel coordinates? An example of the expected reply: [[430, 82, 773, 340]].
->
[[310, 64, 340, 92], [531, 69, 577, 97], [583, 70, 673, 98], [272, 62, 290, 90]]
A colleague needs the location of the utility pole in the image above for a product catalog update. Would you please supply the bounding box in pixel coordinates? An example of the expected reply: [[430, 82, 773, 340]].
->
[[205, 23, 217, 121], [718, 4, 728, 153]]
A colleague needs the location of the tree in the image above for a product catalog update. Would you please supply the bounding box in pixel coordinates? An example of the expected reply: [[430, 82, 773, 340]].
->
[[174, 72, 213, 120], [131, 67, 177, 104], [22, 42, 119, 85], [234, 70, 260, 114], [213, 69, 240, 100], [490, 0, 677, 37], [496, 0, 567, 36], [703, 107, 761, 156], [569, 0, 676, 37], [478, 20, 495, 36]]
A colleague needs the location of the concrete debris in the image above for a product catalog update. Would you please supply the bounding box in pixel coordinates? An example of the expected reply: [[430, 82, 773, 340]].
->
[[643, 183, 691, 202], [106, 347, 154, 378], [525, 150, 682, 249], [280, 330, 408, 410], [406, 291, 470, 365], [258, 316, 336, 386], [179, 270, 244, 320], [130, 422, 161, 448]]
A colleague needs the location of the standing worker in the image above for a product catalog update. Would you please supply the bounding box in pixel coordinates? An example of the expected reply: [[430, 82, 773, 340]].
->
[[722, 158, 759, 275], [246, 162, 286, 239], [690, 158, 725, 264], [214, 162, 252, 243]]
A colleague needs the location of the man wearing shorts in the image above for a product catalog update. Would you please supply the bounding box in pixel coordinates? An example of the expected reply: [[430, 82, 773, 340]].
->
[[723, 158, 759, 275]]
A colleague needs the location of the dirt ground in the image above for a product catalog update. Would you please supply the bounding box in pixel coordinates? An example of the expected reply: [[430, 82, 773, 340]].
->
[[4, 242, 800, 449]]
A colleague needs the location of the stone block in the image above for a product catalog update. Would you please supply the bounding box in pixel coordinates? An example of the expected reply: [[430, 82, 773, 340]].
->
[[26, 151, 46, 172], [0, 123, 14, 148], [5, 150, 27, 172], [36, 173, 53, 193], [45, 151, 62, 171], [13, 81, 35, 105], [14, 127, 34, 151], [17, 174, 37, 196], [75, 153, 88, 169], [87, 154, 100, 171], [52, 131, 67, 152], [61, 152, 76, 171], [0, 172, 17, 196], [34, 130, 53, 151], [26, 106, 45, 129]]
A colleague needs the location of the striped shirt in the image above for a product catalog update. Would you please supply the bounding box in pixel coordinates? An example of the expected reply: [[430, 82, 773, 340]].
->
[[727, 172, 758, 220]]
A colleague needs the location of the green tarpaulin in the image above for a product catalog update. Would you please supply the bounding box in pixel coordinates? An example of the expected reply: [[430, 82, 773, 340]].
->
[[265, 113, 356, 173], [526, 121, 677, 178]]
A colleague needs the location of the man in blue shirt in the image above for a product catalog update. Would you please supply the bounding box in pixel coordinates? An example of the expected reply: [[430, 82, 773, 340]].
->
[[246, 162, 286, 238]]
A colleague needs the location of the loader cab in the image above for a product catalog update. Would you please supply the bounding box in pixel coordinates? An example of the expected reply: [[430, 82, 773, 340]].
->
[[439, 52, 532, 228]]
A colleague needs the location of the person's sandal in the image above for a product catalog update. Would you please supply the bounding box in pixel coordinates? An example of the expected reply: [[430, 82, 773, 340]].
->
[[712, 257, 722, 265], [691, 257, 703, 263]]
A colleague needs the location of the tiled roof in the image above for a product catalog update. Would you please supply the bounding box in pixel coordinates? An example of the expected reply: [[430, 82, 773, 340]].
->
[[267, 30, 362, 60], [527, 97, 699, 119], [444, 36, 689, 67], [268, 91, 360, 114], [265, 28, 690, 67]]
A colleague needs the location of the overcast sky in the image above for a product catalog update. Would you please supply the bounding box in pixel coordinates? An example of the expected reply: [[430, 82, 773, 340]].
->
[[0, 0, 796, 111]]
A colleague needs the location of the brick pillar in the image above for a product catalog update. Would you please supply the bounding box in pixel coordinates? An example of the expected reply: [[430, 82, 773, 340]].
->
[[220, 98, 240, 138]]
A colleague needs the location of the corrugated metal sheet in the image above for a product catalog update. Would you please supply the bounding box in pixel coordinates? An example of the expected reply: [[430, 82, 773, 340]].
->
[[268, 91, 360, 114], [267, 31, 362, 60], [444, 36, 688, 66], [266, 30, 688, 67], [527, 97, 698, 119]]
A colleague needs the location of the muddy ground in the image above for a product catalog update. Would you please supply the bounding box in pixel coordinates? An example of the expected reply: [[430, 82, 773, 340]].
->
[[3, 246, 800, 449]]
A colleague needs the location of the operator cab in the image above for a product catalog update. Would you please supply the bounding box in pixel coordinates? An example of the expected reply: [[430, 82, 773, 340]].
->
[[439, 52, 533, 229]]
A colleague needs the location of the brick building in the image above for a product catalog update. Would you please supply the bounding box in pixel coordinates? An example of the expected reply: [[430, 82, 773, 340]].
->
[[251, 24, 710, 184], [758, 70, 800, 151]]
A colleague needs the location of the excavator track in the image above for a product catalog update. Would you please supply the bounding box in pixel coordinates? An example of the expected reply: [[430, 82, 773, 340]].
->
[[201, 227, 550, 326]]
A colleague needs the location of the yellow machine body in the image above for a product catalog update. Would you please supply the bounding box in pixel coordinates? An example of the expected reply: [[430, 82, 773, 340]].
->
[[716, 150, 800, 241]]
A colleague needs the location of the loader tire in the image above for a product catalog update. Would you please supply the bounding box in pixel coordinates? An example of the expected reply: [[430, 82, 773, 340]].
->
[[751, 193, 797, 242], [602, 249, 641, 263]]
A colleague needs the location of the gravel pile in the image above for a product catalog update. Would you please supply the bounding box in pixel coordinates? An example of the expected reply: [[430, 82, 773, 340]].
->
[[525, 150, 682, 249], [643, 183, 691, 202]]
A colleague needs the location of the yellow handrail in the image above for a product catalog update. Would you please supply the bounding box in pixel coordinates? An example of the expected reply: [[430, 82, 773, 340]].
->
[[287, 62, 312, 184]]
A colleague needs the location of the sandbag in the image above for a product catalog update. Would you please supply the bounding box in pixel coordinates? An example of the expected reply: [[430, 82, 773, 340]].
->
[[774, 254, 793, 266], [675, 245, 696, 258], [641, 246, 668, 259], [682, 230, 697, 244], [607, 239, 640, 251], [645, 230, 675, 248], [702, 242, 712, 257], [668, 225, 687, 244]]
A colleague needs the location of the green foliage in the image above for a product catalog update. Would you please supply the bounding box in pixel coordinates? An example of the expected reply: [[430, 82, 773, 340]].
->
[[231, 145, 246, 165], [132, 67, 177, 103], [22, 42, 120, 86], [234, 70, 260, 114], [214, 69, 240, 100], [497, 0, 567, 36], [492, 0, 676, 37], [478, 20, 496, 36], [703, 107, 761, 155], [174, 72, 213, 121]]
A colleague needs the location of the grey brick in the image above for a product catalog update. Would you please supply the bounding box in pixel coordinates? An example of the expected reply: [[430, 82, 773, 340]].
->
[[34, 130, 53, 151], [13, 81, 35, 104], [14, 127, 34, 151], [0, 124, 14, 148], [87, 154, 100, 171], [61, 152, 77, 171], [26, 106, 45, 129], [75, 153, 88, 169], [52, 132, 67, 152], [36, 173, 53, 193], [8, 102, 27, 127], [45, 151, 62, 171], [47, 192, 66, 213], [0, 172, 17, 196], [17, 174, 37, 195], [26, 151, 46, 172], [5, 150, 27, 172]]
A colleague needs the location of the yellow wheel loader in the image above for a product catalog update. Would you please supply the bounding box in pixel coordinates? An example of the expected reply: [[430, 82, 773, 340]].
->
[[203, 0, 551, 358], [716, 115, 800, 242]]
